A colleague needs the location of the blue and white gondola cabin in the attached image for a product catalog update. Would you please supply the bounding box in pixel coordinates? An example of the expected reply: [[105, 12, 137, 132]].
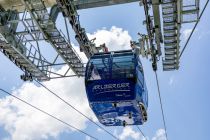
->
[[85, 50, 148, 126]]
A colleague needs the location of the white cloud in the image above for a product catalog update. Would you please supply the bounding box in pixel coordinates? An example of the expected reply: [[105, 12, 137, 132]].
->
[[113, 128, 166, 140], [152, 129, 166, 140], [88, 26, 132, 51], [118, 126, 141, 140], [0, 69, 94, 140], [183, 29, 192, 41], [0, 46, 92, 140], [183, 28, 210, 41], [0, 26, 133, 140], [96, 128, 103, 133], [113, 128, 118, 137], [169, 76, 174, 86], [85, 136, 91, 140]]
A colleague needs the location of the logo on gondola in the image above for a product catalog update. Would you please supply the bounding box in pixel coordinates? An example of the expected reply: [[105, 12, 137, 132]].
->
[[92, 83, 130, 94]]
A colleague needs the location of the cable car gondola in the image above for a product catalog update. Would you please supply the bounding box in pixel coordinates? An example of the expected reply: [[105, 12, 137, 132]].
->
[[85, 49, 148, 126]]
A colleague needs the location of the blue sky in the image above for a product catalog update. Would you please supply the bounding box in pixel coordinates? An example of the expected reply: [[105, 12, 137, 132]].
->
[[0, 1, 210, 140]]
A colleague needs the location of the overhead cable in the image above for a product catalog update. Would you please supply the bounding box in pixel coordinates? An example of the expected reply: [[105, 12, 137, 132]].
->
[[180, 0, 209, 58], [0, 88, 98, 140], [35, 80, 119, 140], [154, 71, 168, 140], [136, 126, 147, 140]]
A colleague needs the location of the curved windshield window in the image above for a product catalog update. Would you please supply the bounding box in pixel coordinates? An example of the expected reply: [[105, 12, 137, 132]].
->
[[86, 54, 110, 80], [112, 53, 135, 79], [86, 51, 135, 81]]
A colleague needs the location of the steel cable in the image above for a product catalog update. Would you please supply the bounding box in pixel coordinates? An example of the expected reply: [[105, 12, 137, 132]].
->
[[35, 80, 119, 140], [154, 71, 168, 140], [180, 0, 209, 58], [0, 88, 98, 140]]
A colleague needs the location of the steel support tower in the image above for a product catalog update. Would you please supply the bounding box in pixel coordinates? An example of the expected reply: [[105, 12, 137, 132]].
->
[[0, 0, 200, 81]]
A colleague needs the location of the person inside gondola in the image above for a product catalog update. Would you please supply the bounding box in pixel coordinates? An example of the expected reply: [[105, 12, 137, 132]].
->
[[89, 62, 101, 80]]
